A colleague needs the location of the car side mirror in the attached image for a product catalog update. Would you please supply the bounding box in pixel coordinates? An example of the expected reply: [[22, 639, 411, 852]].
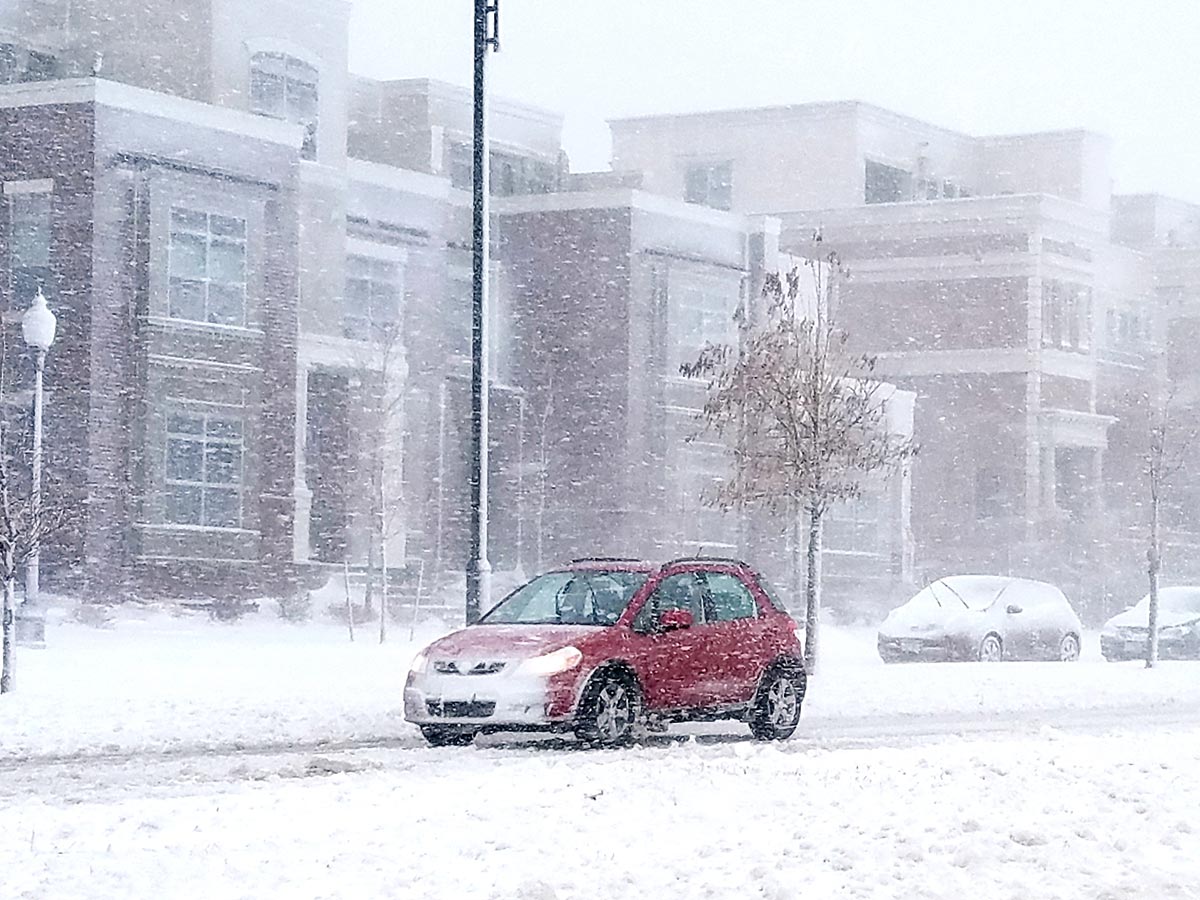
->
[[1006, 604, 1023, 615], [659, 609, 694, 631]]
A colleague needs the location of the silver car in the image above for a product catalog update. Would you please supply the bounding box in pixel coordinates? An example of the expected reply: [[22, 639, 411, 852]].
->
[[877, 575, 1084, 663], [1101, 587, 1200, 661]]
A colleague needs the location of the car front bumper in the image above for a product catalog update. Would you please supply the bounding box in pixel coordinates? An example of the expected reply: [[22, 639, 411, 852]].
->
[[877, 635, 972, 662], [404, 669, 578, 731], [1101, 633, 1199, 661]]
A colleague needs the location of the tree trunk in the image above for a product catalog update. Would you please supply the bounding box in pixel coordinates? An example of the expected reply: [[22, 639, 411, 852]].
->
[[790, 506, 803, 620], [362, 542, 375, 616], [379, 476, 388, 645], [343, 559, 355, 643], [804, 500, 823, 674], [1147, 483, 1161, 669], [1, 574, 14, 694]]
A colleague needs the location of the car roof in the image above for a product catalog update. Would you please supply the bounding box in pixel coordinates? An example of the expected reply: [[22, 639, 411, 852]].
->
[[558, 557, 752, 574]]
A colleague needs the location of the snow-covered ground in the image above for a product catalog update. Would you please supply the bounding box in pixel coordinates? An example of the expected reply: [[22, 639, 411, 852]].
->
[[3, 725, 1199, 899], [3, 607, 1200, 898], [2, 605, 1200, 761]]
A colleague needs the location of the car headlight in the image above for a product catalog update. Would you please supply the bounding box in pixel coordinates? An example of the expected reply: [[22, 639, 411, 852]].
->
[[518, 646, 583, 677], [406, 650, 430, 687]]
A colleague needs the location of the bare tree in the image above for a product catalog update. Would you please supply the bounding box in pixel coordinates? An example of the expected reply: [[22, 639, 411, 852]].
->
[[682, 247, 915, 672], [534, 378, 554, 573], [1144, 387, 1195, 668], [355, 314, 407, 644]]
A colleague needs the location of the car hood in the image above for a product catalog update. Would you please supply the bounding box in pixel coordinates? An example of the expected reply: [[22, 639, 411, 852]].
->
[[878, 605, 970, 638], [422, 624, 604, 660], [1105, 607, 1200, 630]]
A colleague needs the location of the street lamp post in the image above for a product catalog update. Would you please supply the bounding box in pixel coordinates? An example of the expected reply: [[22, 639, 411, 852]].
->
[[22, 287, 57, 608], [466, 0, 500, 625]]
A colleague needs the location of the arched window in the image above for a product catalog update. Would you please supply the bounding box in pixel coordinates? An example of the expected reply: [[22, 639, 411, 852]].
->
[[249, 52, 319, 160]]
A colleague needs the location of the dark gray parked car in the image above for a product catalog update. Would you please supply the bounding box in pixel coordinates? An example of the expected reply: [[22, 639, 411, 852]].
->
[[877, 576, 1083, 663]]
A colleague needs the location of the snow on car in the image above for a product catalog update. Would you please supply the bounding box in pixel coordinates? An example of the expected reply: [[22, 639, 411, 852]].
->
[[877, 575, 1083, 663]]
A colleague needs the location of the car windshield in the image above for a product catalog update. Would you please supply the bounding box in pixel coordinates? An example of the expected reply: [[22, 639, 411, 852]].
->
[[1133, 588, 1200, 615], [479, 570, 649, 626], [927, 577, 1010, 612]]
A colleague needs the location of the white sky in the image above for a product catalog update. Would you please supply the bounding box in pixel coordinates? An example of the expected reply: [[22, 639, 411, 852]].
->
[[349, 0, 1200, 203]]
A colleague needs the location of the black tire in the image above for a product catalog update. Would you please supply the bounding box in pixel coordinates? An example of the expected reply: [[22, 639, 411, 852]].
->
[[749, 664, 805, 741], [420, 726, 477, 747], [1059, 633, 1081, 662], [574, 670, 641, 746], [978, 633, 1003, 662]]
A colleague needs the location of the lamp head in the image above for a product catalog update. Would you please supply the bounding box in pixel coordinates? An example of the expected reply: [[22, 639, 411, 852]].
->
[[22, 288, 57, 352]]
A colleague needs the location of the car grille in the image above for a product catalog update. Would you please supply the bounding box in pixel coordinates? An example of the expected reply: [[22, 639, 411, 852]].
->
[[433, 660, 507, 676], [426, 700, 496, 718]]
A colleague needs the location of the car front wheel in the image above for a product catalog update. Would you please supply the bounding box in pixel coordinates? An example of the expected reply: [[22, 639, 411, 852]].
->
[[1059, 633, 1081, 662], [978, 634, 1003, 662], [574, 673, 641, 746], [749, 667, 804, 741]]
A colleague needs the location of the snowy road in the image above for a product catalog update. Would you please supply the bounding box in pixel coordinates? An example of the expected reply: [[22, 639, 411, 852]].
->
[[3, 720, 1199, 899]]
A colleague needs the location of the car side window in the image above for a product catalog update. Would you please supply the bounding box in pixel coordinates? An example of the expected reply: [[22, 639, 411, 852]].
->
[[634, 573, 706, 631], [704, 573, 759, 622]]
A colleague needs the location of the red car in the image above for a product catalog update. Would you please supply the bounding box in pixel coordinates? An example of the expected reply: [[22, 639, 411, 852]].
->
[[404, 557, 807, 746]]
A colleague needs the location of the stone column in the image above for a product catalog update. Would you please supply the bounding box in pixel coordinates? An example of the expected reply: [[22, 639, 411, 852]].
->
[[293, 366, 313, 563]]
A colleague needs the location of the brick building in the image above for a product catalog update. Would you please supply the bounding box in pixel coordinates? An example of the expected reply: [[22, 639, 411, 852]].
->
[[610, 102, 1200, 616]]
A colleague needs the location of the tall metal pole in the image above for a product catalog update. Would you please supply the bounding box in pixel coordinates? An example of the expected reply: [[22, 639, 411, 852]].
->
[[466, 0, 500, 624], [27, 350, 45, 605]]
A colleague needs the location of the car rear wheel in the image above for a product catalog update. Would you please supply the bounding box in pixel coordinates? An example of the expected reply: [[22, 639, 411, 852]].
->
[[978, 634, 1003, 662], [1059, 633, 1081, 662], [749, 666, 804, 741], [420, 726, 478, 747], [575, 673, 641, 746]]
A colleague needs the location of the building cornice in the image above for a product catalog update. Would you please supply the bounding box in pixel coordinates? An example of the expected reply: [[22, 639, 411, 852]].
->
[[496, 188, 758, 232], [0, 78, 303, 148]]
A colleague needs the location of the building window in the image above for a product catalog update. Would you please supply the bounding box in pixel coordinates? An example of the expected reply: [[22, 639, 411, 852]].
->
[[1042, 281, 1091, 352], [168, 208, 247, 327], [684, 161, 733, 211], [865, 160, 912, 204], [826, 493, 882, 551], [490, 151, 556, 197], [7, 191, 51, 306], [165, 413, 244, 528], [668, 267, 739, 372], [250, 52, 319, 160], [344, 255, 402, 342]]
